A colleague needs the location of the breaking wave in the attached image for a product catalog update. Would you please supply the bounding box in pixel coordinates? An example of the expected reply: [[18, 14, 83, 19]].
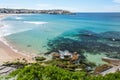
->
[[23, 21, 48, 25], [15, 17, 23, 20], [0, 23, 32, 37]]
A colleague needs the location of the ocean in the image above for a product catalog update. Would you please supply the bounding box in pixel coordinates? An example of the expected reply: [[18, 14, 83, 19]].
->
[[1, 13, 120, 65]]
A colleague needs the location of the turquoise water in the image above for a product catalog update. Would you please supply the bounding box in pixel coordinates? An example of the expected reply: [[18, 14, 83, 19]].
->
[[84, 52, 107, 65], [1, 13, 120, 56]]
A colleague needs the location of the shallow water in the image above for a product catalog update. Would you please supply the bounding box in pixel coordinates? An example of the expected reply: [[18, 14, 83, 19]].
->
[[84, 52, 107, 65]]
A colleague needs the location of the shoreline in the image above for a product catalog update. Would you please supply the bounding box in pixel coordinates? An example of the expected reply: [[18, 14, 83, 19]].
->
[[0, 14, 35, 65]]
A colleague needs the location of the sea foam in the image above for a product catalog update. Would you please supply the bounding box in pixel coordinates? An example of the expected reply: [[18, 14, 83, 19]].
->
[[0, 21, 48, 37], [23, 21, 48, 25], [0, 23, 32, 37], [15, 17, 23, 20]]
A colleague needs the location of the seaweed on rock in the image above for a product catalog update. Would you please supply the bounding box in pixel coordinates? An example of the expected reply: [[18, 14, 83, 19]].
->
[[76, 30, 101, 42], [101, 31, 120, 41]]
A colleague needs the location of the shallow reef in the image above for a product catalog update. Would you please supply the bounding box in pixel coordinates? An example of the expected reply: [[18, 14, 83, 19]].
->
[[47, 29, 120, 59]]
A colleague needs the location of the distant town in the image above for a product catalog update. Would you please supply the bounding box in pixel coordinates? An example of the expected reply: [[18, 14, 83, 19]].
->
[[0, 8, 72, 14]]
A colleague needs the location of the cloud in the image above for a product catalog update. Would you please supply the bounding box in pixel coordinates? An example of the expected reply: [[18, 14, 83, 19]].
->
[[113, 0, 120, 3]]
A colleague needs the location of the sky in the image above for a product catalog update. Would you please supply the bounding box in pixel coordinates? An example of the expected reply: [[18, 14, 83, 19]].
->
[[0, 0, 120, 12]]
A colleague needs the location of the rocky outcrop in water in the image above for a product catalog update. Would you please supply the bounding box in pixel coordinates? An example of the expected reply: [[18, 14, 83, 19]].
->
[[0, 8, 72, 14]]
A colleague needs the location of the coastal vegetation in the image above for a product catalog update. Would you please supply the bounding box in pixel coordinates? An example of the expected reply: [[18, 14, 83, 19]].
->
[[0, 51, 120, 80], [1, 61, 120, 80]]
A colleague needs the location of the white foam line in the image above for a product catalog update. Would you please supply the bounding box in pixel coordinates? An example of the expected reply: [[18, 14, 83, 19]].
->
[[0, 37, 36, 58], [23, 21, 48, 25], [0, 20, 33, 37], [15, 17, 23, 20], [2, 28, 33, 37]]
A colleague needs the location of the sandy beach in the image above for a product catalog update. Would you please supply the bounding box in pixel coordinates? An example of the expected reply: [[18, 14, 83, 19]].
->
[[0, 14, 34, 65]]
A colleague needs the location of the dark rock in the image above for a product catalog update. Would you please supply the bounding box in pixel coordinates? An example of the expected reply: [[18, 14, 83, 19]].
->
[[75, 30, 101, 42], [27, 45, 31, 47], [101, 31, 120, 41]]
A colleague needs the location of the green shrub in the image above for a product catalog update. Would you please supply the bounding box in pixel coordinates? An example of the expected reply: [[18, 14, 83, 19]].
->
[[6, 63, 120, 80], [35, 56, 46, 61]]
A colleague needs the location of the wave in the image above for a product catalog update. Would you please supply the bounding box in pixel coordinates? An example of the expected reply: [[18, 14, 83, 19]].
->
[[15, 17, 23, 20], [7, 29, 31, 36], [23, 21, 48, 25], [0, 28, 32, 37], [0, 23, 32, 37]]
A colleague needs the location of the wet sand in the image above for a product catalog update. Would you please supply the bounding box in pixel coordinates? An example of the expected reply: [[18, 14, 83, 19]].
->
[[0, 40, 34, 65]]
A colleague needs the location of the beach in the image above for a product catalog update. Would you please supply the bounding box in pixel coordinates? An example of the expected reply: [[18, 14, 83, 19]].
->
[[0, 14, 34, 65]]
